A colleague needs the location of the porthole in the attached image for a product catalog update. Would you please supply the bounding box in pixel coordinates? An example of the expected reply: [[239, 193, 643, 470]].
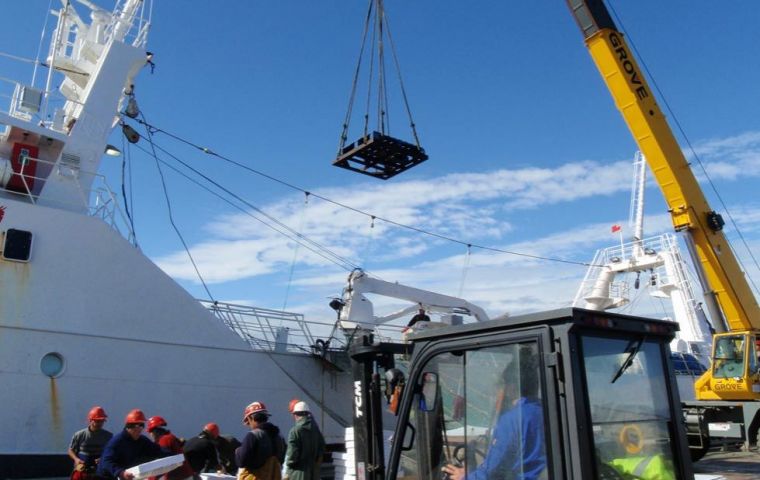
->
[[40, 352, 65, 378]]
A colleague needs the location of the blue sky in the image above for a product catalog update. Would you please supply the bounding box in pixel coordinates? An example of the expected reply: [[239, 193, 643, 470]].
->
[[4, 1, 760, 325]]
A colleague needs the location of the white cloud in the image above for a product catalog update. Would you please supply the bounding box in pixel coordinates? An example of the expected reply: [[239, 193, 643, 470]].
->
[[155, 131, 760, 319]]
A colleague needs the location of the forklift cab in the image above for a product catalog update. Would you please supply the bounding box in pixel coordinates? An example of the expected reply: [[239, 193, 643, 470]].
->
[[351, 308, 694, 480]]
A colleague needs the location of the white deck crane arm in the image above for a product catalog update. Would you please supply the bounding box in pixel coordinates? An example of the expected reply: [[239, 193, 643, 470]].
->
[[337, 270, 490, 330]]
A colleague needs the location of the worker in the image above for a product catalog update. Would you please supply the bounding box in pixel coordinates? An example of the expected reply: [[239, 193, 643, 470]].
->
[[216, 434, 241, 474], [68, 406, 114, 480], [97, 409, 167, 480], [407, 306, 430, 328], [284, 401, 325, 480], [608, 454, 676, 480], [442, 349, 546, 480], [183, 423, 222, 474], [236, 401, 284, 480], [146, 416, 195, 480]]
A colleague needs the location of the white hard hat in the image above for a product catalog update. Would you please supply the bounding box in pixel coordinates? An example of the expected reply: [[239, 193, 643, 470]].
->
[[292, 401, 310, 413]]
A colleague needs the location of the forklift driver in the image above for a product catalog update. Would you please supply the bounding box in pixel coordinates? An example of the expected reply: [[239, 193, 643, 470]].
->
[[442, 350, 546, 480]]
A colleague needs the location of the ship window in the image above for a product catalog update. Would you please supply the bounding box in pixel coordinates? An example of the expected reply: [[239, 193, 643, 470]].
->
[[40, 352, 65, 378]]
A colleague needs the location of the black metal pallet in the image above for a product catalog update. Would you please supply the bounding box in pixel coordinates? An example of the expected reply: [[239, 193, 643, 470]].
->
[[333, 132, 428, 180]]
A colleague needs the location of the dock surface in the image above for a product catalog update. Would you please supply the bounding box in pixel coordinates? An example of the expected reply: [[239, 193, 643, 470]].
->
[[694, 450, 760, 479]]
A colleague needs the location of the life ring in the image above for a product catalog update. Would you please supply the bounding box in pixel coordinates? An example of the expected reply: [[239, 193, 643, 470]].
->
[[618, 424, 644, 454]]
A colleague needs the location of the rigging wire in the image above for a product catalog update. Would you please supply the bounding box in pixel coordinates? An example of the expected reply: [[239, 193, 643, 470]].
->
[[120, 132, 136, 244], [360, 215, 377, 271], [139, 115, 216, 302], [383, 12, 422, 146], [608, 3, 760, 296], [31, 0, 55, 85], [339, 0, 374, 152], [130, 117, 599, 269], [282, 192, 311, 311], [364, 8, 377, 137], [457, 244, 472, 298], [130, 139, 359, 272], [376, 0, 388, 134]]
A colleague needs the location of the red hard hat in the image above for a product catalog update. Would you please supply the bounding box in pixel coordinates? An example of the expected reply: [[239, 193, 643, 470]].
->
[[204, 422, 220, 438], [88, 406, 108, 421], [288, 399, 301, 414], [242, 401, 268, 422], [124, 409, 147, 425], [147, 415, 167, 433]]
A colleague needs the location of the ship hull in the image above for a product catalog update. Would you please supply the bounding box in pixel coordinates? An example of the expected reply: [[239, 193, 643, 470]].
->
[[0, 196, 352, 477]]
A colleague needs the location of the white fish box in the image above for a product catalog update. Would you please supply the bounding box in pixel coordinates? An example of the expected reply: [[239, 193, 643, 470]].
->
[[126, 454, 185, 479], [200, 474, 236, 480]]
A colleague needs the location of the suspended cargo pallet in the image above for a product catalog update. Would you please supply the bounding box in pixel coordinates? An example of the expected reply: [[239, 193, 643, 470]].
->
[[333, 131, 428, 180]]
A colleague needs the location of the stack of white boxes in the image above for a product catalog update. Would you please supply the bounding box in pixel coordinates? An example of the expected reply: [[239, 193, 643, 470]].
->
[[333, 427, 393, 480]]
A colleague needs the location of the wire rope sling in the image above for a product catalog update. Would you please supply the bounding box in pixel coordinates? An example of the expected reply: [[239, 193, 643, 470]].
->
[[333, 0, 428, 180]]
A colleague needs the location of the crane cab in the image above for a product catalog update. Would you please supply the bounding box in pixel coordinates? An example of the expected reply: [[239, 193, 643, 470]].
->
[[350, 307, 694, 480], [695, 331, 760, 401]]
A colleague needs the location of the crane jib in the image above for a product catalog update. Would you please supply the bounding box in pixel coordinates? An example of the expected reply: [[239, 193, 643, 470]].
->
[[607, 32, 649, 101]]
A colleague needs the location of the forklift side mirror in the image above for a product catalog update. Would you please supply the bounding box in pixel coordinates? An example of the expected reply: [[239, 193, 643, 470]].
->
[[419, 372, 438, 412]]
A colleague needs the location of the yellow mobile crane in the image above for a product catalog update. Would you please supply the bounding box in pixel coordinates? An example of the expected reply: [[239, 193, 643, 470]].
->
[[566, 0, 760, 458]]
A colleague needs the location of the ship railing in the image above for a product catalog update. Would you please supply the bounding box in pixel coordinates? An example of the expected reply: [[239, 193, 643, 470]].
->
[[574, 234, 679, 307], [109, 0, 153, 48], [202, 300, 408, 354], [0, 155, 136, 244], [203, 300, 321, 354], [0, 73, 84, 135]]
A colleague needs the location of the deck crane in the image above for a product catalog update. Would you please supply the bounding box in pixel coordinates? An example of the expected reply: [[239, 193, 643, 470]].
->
[[566, 0, 760, 458]]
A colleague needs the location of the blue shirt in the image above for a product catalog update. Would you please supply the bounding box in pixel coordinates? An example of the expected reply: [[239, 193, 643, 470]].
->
[[97, 429, 167, 479], [466, 398, 546, 480]]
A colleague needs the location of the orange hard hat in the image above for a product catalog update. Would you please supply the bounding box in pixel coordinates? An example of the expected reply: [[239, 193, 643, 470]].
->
[[288, 399, 301, 413], [242, 401, 268, 422], [204, 422, 220, 438], [88, 406, 108, 421], [147, 415, 167, 433], [124, 409, 147, 425]]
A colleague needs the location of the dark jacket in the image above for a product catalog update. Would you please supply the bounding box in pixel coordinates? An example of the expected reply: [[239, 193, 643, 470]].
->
[[285, 416, 325, 480], [260, 422, 286, 464], [216, 435, 240, 473], [97, 430, 167, 479], [184, 431, 220, 473], [236, 427, 273, 470]]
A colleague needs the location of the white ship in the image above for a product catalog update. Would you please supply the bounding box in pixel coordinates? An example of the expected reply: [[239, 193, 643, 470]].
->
[[0, 2, 360, 477]]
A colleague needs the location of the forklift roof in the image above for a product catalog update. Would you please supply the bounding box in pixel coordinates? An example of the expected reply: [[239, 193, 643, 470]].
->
[[406, 307, 679, 342]]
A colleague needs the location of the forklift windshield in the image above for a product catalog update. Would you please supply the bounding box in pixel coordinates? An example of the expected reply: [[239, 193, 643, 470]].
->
[[582, 335, 680, 479]]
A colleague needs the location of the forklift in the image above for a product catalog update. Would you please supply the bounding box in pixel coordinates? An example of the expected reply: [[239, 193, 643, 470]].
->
[[349, 308, 695, 479]]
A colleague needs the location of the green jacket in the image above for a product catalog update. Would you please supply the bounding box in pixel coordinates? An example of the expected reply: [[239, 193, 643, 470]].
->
[[285, 416, 325, 480]]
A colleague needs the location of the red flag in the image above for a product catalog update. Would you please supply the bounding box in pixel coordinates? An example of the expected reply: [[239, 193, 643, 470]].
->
[[611, 224, 621, 233], [0, 206, 5, 223]]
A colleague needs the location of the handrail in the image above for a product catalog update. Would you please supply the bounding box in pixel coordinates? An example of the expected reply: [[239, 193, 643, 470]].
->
[[0, 155, 135, 243], [201, 299, 407, 354]]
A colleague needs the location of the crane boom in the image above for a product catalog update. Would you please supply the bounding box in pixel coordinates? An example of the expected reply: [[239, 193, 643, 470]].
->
[[565, 0, 760, 333]]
